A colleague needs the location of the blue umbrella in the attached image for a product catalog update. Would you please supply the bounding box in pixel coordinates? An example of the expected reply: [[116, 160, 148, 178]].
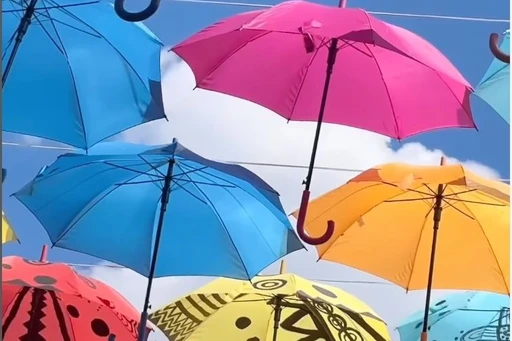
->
[[474, 30, 510, 124], [2, 0, 165, 149], [14, 139, 304, 341], [397, 291, 510, 341]]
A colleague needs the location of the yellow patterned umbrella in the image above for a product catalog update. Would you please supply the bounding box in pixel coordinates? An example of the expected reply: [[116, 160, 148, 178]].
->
[[2, 168, 17, 244], [149, 268, 390, 341], [2, 210, 17, 244]]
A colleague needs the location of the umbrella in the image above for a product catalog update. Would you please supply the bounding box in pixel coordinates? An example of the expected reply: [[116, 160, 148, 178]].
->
[[2, 211, 17, 245], [2, 168, 17, 244], [149, 263, 391, 341], [2, 0, 165, 150], [171, 0, 476, 245], [475, 30, 510, 124], [13, 139, 303, 341], [397, 291, 509, 341], [2, 245, 151, 340], [292, 158, 509, 341]]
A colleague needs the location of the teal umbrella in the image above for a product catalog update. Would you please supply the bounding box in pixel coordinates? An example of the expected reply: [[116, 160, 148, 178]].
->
[[397, 291, 509, 341], [474, 30, 510, 124]]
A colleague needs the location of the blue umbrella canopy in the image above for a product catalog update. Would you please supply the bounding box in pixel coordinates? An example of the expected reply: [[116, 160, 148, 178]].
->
[[2, 0, 165, 149], [397, 291, 510, 341], [474, 30, 510, 124], [14, 141, 303, 279]]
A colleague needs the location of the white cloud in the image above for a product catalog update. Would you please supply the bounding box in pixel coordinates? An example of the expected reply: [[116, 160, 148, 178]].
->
[[83, 50, 501, 341]]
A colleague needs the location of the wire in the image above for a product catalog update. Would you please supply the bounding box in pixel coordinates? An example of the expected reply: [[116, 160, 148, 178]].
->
[[3, 141, 510, 182], [164, 0, 510, 23], [2, 141, 75, 151], [68, 261, 393, 285]]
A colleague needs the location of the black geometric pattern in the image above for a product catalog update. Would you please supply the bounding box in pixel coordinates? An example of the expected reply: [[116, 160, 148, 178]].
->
[[19, 290, 47, 341]]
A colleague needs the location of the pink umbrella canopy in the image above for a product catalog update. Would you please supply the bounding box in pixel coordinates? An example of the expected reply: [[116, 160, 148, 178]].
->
[[172, 0, 476, 245]]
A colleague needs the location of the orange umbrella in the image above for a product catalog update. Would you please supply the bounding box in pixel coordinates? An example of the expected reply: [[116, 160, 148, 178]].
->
[[293, 157, 510, 341]]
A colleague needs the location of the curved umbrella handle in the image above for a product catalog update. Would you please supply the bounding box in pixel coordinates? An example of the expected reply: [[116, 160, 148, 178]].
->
[[296, 190, 335, 245], [114, 0, 161, 22], [489, 33, 510, 64]]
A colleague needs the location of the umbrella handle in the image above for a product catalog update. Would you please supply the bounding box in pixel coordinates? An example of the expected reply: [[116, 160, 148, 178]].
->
[[296, 190, 335, 245], [114, 0, 161, 22], [489, 33, 510, 64]]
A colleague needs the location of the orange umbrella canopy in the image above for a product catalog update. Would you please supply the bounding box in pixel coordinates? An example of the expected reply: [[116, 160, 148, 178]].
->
[[294, 162, 510, 294]]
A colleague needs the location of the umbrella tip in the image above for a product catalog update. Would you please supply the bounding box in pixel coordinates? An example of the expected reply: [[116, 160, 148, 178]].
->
[[440, 156, 446, 166], [40, 245, 48, 262], [279, 260, 287, 274]]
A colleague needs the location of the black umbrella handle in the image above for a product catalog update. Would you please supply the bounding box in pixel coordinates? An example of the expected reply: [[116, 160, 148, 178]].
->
[[114, 0, 161, 22], [489, 33, 510, 64]]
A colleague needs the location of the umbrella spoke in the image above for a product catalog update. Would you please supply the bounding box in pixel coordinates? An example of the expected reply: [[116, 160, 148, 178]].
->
[[45, 0, 150, 91], [32, 10, 66, 55], [443, 189, 478, 196], [103, 161, 166, 180], [440, 199, 475, 220], [173, 178, 237, 188], [169, 180, 209, 205], [385, 197, 435, 203], [34, 3, 101, 38], [444, 197, 507, 206], [138, 155, 167, 178]]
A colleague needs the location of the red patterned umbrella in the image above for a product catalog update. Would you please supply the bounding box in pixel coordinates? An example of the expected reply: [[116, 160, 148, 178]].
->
[[2, 246, 151, 341]]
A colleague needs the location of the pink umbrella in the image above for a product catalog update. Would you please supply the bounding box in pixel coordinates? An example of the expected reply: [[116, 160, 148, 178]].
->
[[171, 0, 476, 248]]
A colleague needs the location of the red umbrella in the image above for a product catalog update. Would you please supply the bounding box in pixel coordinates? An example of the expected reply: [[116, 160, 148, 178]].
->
[[2, 246, 151, 341]]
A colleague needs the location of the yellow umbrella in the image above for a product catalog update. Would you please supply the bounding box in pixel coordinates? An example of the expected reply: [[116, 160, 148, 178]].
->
[[2, 210, 17, 244], [2, 168, 17, 244], [293, 158, 509, 341], [149, 265, 391, 341]]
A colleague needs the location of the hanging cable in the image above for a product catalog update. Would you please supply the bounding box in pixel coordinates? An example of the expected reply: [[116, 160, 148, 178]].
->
[[67, 261, 393, 285], [2, 141, 510, 182], [164, 0, 510, 23]]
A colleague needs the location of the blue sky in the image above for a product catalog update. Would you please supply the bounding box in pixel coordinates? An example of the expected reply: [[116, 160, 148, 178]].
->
[[2, 0, 510, 267]]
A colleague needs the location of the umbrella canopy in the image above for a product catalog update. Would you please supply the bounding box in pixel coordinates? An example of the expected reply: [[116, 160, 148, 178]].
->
[[293, 160, 509, 341], [2, 255, 151, 340], [13, 141, 303, 279], [173, 0, 474, 136], [475, 30, 510, 124], [293, 161, 510, 293], [149, 273, 391, 341], [397, 291, 510, 341], [171, 0, 476, 245], [2, 0, 165, 150]]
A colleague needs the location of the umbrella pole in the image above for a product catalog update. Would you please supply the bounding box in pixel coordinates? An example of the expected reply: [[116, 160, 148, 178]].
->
[[296, 38, 339, 245], [420, 157, 446, 341], [272, 295, 284, 341], [137, 158, 175, 341], [2, 0, 39, 88]]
